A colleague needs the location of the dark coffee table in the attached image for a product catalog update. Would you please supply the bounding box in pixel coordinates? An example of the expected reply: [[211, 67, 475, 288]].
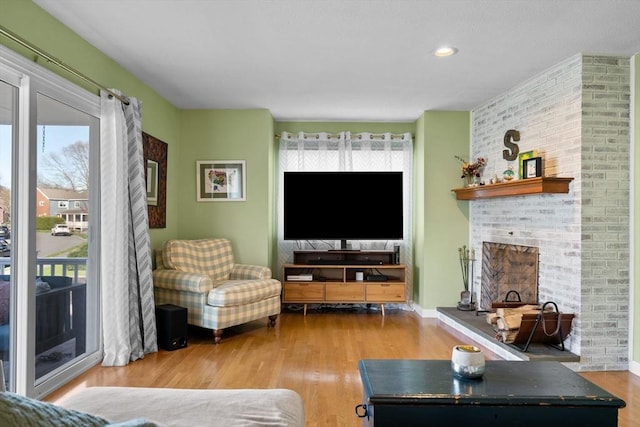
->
[[357, 359, 625, 427]]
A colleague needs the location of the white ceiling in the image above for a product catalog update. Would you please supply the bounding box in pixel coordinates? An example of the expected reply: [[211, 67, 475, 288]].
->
[[33, 0, 640, 122]]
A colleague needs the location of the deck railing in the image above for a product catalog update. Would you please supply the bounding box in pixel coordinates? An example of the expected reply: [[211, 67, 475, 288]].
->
[[0, 256, 88, 364], [0, 257, 87, 284]]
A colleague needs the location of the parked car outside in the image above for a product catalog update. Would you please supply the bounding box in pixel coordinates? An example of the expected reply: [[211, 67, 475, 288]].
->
[[0, 225, 9, 239], [51, 224, 71, 236], [0, 238, 9, 256]]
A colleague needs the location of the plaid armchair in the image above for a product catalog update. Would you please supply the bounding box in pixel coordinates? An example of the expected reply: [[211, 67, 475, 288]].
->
[[152, 238, 281, 343]]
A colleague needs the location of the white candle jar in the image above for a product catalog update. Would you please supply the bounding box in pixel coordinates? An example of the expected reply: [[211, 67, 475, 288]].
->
[[451, 344, 485, 379]]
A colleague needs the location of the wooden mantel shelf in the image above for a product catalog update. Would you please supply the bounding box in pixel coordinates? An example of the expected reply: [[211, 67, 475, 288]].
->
[[452, 177, 574, 200]]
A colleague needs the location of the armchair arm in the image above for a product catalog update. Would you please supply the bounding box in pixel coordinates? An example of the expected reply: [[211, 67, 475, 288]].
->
[[152, 269, 214, 293], [229, 264, 273, 280]]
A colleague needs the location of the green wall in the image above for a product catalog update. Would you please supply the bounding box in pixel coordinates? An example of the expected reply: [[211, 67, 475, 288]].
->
[[179, 109, 275, 266], [414, 111, 470, 310], [1, 0, 181, 250]]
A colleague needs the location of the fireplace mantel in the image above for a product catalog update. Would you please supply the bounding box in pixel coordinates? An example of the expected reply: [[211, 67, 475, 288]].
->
[[452, 177, 574, 200]]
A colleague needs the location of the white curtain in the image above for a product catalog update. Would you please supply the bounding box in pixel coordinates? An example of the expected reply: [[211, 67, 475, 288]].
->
[[100, 90, 157, 366], [277, 131, 413, 301]]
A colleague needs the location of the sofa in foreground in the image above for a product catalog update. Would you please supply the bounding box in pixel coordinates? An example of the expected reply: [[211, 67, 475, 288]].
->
[[1, 386, 305, 426]]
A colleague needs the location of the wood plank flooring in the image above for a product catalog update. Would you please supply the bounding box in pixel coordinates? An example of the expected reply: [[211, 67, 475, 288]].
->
[[45, 306, 639, 426]]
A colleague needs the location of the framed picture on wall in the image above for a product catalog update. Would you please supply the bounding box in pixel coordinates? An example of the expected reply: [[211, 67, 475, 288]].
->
[[196, 160, 246, 201], [146, 159, 159, 205], [142, 132, 167, 228], [522, 157, 543, 179]]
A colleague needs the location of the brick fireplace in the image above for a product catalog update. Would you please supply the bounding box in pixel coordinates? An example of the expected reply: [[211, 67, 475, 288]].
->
[[466, 54, 630, 371]]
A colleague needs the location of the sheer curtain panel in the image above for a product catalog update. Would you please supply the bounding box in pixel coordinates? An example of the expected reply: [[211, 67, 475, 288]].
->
[[100, 90, 157, 366]]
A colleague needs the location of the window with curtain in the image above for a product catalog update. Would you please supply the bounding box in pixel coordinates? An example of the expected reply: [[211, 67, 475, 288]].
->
[[277, 131, 413, 304]]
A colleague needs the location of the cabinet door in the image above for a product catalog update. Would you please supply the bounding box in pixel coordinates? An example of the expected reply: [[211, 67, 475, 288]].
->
[[326, 283, 365, 301], [366, 283, 405, 302], [283, 283, 324, 302]]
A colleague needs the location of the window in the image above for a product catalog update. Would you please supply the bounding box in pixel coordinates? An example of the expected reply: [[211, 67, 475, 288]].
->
[[57, 201, 68, 209]]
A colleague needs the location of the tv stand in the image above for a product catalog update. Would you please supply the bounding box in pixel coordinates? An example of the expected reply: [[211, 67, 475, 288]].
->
[[282, 250, 406, 315]]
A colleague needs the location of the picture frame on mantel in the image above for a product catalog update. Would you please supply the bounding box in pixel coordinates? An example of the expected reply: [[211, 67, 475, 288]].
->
[[197, 160, 246, 202], [142, 132, 168, 228], [517, 150, 537, 179], [523, 157, 543, 179]]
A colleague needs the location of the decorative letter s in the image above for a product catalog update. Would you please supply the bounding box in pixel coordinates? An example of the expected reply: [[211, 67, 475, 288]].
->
[[503, 129, 520, 161]]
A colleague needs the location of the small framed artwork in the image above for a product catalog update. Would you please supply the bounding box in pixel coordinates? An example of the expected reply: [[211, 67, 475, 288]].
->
[[522, 157, 543, 179], [197, 160, 246, 201], [517, 150, 537, 179], [142, 132, 167, 228], [146, 159, 158, 206]]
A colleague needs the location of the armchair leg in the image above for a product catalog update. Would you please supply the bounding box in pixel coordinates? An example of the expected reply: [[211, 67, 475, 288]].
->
[[268, 314, 278, 327]]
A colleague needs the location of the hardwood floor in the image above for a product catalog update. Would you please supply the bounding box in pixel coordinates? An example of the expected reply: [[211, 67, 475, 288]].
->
[[46, 306, 639, 426]]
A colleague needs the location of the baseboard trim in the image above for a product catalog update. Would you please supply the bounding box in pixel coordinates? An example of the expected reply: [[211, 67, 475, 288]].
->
[[410, 303, 437, 318]]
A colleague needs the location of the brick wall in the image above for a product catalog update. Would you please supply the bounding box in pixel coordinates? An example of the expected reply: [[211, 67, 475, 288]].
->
[[470, 54, 630, 371]]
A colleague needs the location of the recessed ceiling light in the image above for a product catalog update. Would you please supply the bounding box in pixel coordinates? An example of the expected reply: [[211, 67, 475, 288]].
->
[[434, 46, 458, 57]]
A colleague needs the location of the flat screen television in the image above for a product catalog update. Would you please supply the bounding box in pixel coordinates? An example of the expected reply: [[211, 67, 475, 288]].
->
[[283, 171, 403, 249]]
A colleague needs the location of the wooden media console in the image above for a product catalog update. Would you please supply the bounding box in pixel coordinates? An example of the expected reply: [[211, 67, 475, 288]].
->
[[282, 250, 406, 315]]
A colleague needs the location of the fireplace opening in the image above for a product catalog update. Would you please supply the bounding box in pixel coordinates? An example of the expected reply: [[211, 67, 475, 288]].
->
[[480, 242, 539, 311]]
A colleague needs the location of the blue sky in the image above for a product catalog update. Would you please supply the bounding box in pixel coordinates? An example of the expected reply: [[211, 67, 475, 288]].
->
[[0, 125, 89, 188]]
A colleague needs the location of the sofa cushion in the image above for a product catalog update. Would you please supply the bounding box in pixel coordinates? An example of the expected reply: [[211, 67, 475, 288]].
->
[[230, 264, 273, 280], [154, 249, 165, 270], [0, 391, 109, 426], [162, 238, 234, 280], [208, 279, 282, 307], [35, 278, 51, 294], [0, 392, 160, 427], [41, 276, 73, 289]]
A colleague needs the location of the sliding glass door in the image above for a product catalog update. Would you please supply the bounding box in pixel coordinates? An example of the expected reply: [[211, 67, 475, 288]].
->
[[0, 45, 102, 398], [34, 94, 100, 389], [0, 78, 16, 394]]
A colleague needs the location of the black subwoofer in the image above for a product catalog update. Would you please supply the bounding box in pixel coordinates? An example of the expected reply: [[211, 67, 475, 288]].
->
[[155, 304, 188, 351]]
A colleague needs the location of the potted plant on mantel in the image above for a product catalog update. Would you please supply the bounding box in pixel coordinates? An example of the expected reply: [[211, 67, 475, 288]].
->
[[455, 156, 487, 187]]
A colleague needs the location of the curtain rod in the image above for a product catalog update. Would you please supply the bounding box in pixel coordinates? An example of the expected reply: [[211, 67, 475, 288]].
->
[[275, 132, 412, 139], [0, 25, 130, 105]]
